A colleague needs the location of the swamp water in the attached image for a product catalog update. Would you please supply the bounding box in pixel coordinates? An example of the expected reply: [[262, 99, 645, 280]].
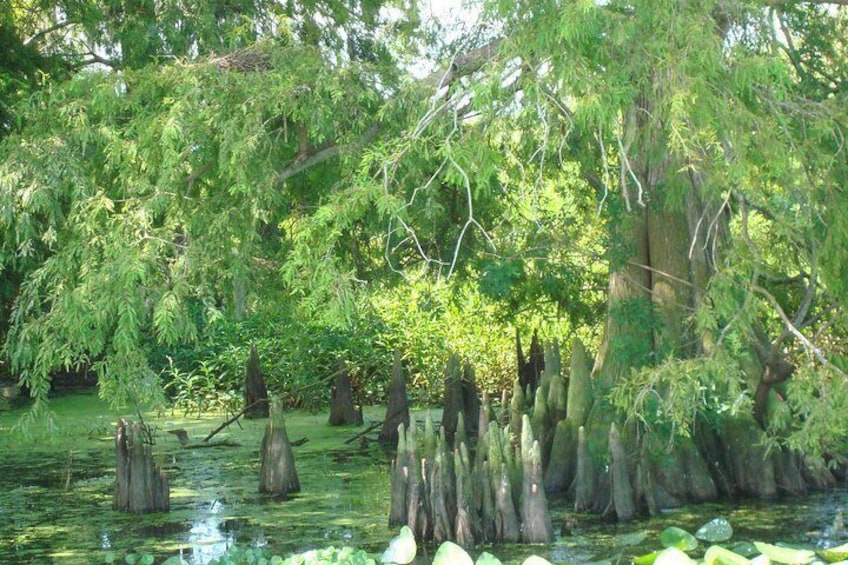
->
[[0, 393, 846, 564]]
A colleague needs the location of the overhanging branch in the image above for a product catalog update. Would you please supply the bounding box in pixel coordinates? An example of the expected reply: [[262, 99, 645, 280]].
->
[[267, 39, 504, 183], [273, 124, 380, 184]]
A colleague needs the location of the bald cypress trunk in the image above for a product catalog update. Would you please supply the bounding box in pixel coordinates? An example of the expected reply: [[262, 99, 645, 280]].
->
[[244, 344, 269, 419], [259, 402, 300, 496], [380, 350, 410, 446], [113, 419, 169, 513]]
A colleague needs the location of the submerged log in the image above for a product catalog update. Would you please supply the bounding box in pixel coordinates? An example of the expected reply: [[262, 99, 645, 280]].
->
[[379, 350, 410, 446], [113, 419, 170, 513], [328, 365, 363, 426], [244, 344, 269, 419], [258, 402, 300, 496]]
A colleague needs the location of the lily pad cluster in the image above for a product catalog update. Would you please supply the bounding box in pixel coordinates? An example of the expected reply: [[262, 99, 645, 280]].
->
[[380, 525, 551, 565], [136, 525, 553, 565], [632, 518, 848, 565]]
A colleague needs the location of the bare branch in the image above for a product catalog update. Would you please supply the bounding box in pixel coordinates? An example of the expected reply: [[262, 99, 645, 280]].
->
[[273, 124, 380, 184], [24, 20, 77, 46], [420, 39, 503, 90], [752, 284, 845, 376]]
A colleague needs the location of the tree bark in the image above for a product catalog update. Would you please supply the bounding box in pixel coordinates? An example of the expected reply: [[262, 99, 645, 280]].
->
[[244, 344, 269, 419], [328, 364, 362, 426], [258, 402, 300, 496], [380, 349, 410, 446], [113, 419, 170, 513]]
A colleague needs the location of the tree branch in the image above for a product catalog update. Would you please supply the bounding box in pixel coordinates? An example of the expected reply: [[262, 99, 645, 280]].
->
[[24, 20, 76, 46], [420, 39, 503, 90], [270, 39, 504, 183], [763, 0, 848, 4], [273, 123, 380, 184]]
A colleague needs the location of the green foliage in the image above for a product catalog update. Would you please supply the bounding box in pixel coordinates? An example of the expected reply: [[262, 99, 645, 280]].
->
[[1, 0, 847, 465], [205, 545, 375, 565], [775, 363, 848, 463], [158, 278, 553, 411], [609, 353, 748, 443]]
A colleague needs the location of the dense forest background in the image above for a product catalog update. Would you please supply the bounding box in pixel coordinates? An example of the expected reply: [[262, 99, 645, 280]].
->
[[1, 0, 847, 474]]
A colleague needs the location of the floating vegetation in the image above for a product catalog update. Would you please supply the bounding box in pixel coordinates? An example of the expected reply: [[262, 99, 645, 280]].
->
[[1, 394, 847, 564]]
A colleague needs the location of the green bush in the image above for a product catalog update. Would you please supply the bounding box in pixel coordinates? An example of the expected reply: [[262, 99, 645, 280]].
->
[[157, 280, 569, 412]]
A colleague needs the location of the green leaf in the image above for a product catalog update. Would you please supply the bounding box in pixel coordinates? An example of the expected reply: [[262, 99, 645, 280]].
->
[[432, 541, 473, 565], [704, 545, 753, 565], [817, 543, 848, 563], [381, 526, 416, 564], [753, 542, 815, 564], [476, 552, 503, 565], [726, 542, 759, 558], [654, 547, 697, 565], [520, 557, 552, 565], [617, 531, 650, 547], [633, 550, 662, 565], [696, 518, 734, 543], [660, 527, 699, 551]]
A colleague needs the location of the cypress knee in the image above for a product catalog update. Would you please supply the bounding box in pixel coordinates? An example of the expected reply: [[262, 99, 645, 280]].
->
[[258, 402, 300, 496], [113, 419, 170, 513], [328, 364, 362, 426], [380, 350, 410, 446]]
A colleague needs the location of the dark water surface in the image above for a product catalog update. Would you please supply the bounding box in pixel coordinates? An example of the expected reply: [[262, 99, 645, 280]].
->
[[0, 394, 845, 564]]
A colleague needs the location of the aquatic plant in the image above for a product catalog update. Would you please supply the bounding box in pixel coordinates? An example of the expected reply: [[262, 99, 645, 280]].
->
[[119, 515, 848, 565]]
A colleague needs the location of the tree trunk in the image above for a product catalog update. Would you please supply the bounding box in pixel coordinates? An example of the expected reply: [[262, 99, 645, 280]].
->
[[113, 419, 170, 513], [244, 344, 269, 419], [328, 364, 362, 426], [258, 402, 300, 496], [379, 349, 410, 446]]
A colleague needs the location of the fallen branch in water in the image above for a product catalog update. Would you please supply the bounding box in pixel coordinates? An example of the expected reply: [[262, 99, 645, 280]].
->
[[203, 399, 268, 443]]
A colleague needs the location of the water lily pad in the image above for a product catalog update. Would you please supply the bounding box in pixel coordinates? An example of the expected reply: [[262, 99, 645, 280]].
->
[[727, 542, 759, 558], [618, 531, 650, 547], [705, 545, 753, 565], [696, 518, 734, 543], [381, 526, 417, 564], [633, 549, 662, 565], [751, 555, 770, 565], [654, 547, 697, 565], [432, 541, 473, 565], [521, 557, 553, 565], [476, 552, 503, 565], [660, 527, 699, 551], [818, 543, 848, 563], [753, 541, 815, 564]]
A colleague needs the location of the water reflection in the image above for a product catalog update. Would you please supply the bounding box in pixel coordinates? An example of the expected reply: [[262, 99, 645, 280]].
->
[[186, 498, 236, 564]]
